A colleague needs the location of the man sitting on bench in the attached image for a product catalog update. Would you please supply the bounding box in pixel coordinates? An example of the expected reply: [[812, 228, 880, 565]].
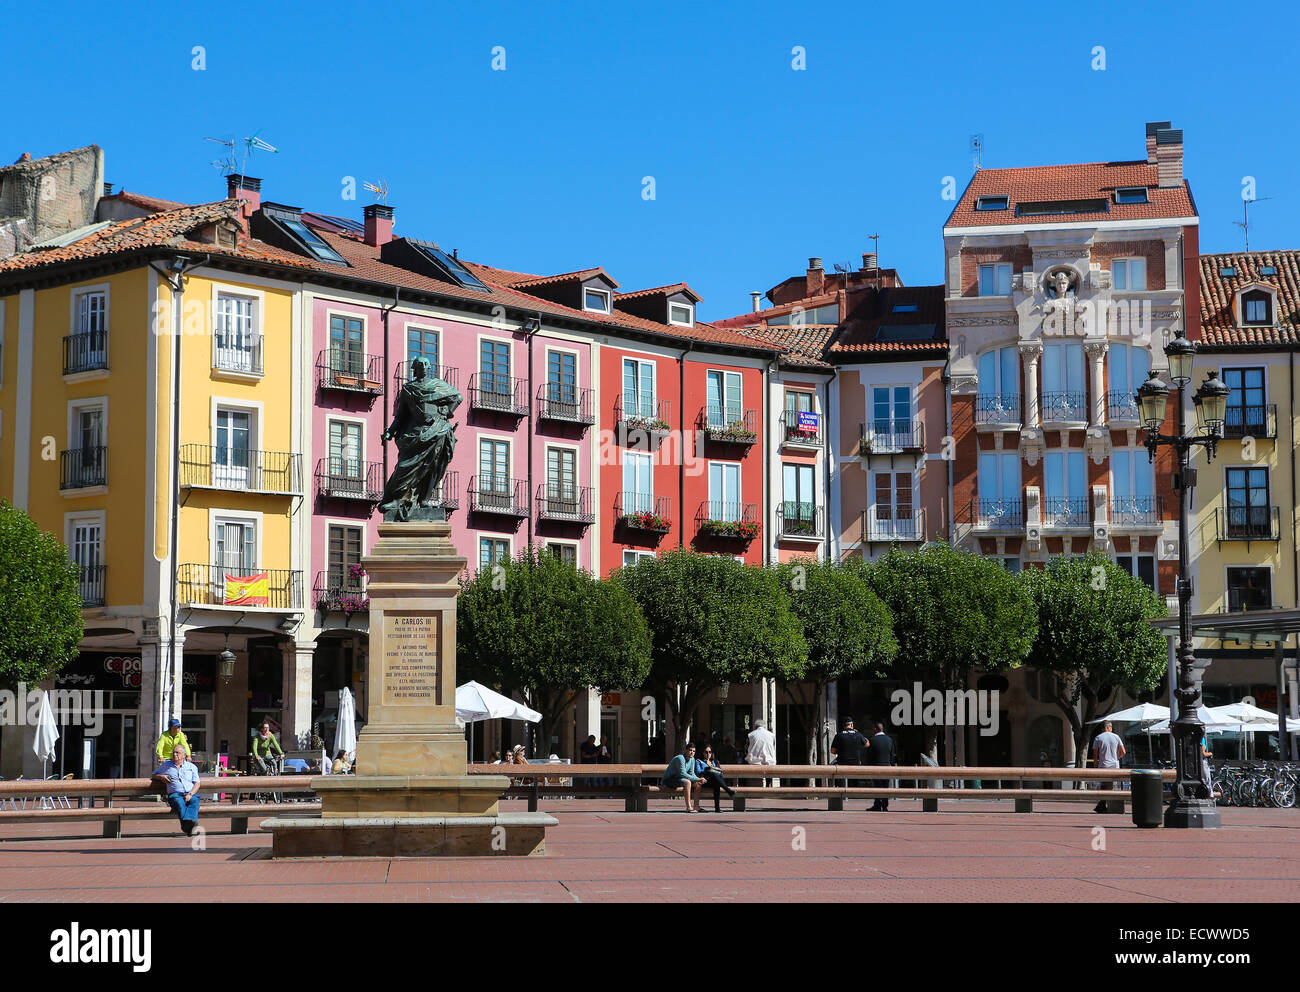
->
[[152, 745, 202, 836], [661, 743, 705, 813]]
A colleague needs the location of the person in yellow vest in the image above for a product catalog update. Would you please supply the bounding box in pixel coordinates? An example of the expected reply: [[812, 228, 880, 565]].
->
[[155, 718, 192, 763]]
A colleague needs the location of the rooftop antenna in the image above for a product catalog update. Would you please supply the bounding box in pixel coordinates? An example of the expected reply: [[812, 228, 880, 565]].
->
[[363, 179, 390, 203], [1234, 194, 1274, 252], [204, 136, 237, 175], [203, 132, 279, 177], [970, 133, 984, 171], [868, 233, 880, 290]]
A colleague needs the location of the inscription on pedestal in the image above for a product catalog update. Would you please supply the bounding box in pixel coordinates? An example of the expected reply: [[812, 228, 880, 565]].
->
[[382, 612, 441, 705]]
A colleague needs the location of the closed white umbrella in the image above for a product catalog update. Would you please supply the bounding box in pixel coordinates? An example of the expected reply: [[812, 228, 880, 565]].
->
[[32, 690, 60, 779], [333, 687, 357, 762]]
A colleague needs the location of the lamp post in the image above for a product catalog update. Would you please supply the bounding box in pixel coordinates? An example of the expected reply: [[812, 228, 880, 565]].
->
[[1135, 327, 1230, 828]]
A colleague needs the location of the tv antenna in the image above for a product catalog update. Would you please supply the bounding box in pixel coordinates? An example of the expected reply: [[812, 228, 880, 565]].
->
[[203, 131, 279, 177], [1234, 194, 1274, 252], [970, 133, 984, 170], [363, 179, 390, 203]]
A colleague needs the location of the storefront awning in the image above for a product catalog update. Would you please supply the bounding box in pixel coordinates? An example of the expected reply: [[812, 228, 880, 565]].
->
[[1149, 607, 1300, 647]]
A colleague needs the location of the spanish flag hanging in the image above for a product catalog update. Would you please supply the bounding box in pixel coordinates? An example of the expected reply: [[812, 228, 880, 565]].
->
[[224, 572, 269, 606]]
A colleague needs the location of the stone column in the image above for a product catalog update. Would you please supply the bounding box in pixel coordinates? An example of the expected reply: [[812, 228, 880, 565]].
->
[[1084, 340, 1109, 426], [140, 630, 184, 773], [1019, 342, 1042, 427], [573, 687, 602, 762], [280, 640, 315, 750]]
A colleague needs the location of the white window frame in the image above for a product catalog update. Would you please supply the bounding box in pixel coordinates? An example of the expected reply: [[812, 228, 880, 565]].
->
[[1111, 257, 1147, 292], [478, 535, 513, 572], [545, 442, 581, 500], [978, 263, 1012, 296], [64, 509, 106, 564], [67, 396, 109, 451], [208, 508, 264, 574], [325, 306, 367, 354], [583, 287, 612, 313], [706, 369, 743, 428], [213, 286, 265, 377], [707, 459, 743, 521], [868, 383, 915, 449], [622, 357, 657, 420], [668, 301, 695, 327], [546, 541, 580, 565], [622, 449, 654, 514], [622, 549, 656, 567], [326, 415, 367, 478], [477, 433, 514, 495], [868, 468, 918, 540], [211, 397, 263, 490], [69, 283, 111, 336], [404, 321, 441, 368]]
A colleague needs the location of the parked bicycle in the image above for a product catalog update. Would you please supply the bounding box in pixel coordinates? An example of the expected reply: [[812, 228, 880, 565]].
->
[[1209, 761, 1299, 808]]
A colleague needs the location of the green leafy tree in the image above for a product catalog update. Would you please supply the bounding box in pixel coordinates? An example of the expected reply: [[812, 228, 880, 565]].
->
[[615, 548, 807, 740], [1020, 552, 1168, 767], [861, 543, 1036, 762], [0, 501, 83, 688], [457, 548, 651, 755], [776, 557, 897, 763]]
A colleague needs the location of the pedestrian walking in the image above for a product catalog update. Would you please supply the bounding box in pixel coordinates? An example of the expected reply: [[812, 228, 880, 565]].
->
[[1091, 721, 1126, 813], [866, 722, 896, 811]]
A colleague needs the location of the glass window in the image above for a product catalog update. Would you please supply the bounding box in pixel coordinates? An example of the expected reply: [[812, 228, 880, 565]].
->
[[1114, 187, 1149, 204], [328, 421, 362, 479], [407, 327, 439, 373], [1108, 343, 1150, 415], [1226, 467, 1270, 536], [1223, 368, 1265, 435], [215, 519, 256, 573], [623, 359, 655, 419], [1243, 291, 1270, 324], [328, 525, 363, 589], [708, 462, 741, 521], [546, 447, 577, 508], [668, 302, 694, 326], [706, 370, 742, 428], [330, 314, 364, 374], [782, 463, 815, 523], [1112, 258, 1147, 291], [547, 543, 578, 565], [622, 550, 654, 567], [978, 347, 1020, 412], [547, 351, 577, 405], [480, 340, 510, 393], [584, 288, 610, 313], [1041, 343, 1085, 420], [1227, 567, 1271, 611], [478, 538, 510, 571], [479, 439, 510, 492], [978, 263, 1012, 296], [975, 196, 1008, 211], [977, 453, 1021, 521], [76, 291, 107, 335], [622, 451, 652, 514]]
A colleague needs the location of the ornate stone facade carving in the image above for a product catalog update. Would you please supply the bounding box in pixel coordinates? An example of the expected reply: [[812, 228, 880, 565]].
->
[[949, 316, 1018, 327], [1084, 426, 1111, 464], [1091, 485, 1110, 553], [1019, 425, 1045, 465], [950, 374, 979, 395]]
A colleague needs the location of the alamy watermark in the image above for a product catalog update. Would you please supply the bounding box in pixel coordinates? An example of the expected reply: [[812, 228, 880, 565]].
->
[[0, 684, 104, 736], [889, 682, 1000, 737]]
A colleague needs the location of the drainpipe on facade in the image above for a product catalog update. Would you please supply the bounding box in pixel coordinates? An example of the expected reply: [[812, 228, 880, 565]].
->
[[380, 287, 400, 481], [764, 359, 775, 566], [525, 314, 542, 550], [943, 362, 954, 544], [678, 344, 693, 550], [822, 373, 833, 561]]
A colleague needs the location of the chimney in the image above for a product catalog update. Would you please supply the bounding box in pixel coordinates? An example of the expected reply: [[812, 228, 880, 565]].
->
[[806, 257, 824, 297], [364, 203, 394, 247], [1155, 129, 1183, 188], [750, 291, 762, 312], [1145, 121, 1171, 164], [226, 175, 261, 233], [102, 183, 114, 197], [861, 252, 878, 272]]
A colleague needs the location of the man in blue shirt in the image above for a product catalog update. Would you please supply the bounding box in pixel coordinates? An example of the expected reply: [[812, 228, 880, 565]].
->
[[152, 744, 202, 836]]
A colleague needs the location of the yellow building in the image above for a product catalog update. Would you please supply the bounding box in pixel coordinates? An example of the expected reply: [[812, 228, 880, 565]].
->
[[1190, 250, 1299, 740], [0, 193, 313, 777]]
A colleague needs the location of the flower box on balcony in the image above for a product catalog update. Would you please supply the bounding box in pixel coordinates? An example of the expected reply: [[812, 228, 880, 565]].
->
[[700, 518, 759, 539], [623, 415, 670, 435], [621, 510, 671, 533], [317, 591, 370, 614], [333, 374, 360, 387], [707, 420, 758, 444]]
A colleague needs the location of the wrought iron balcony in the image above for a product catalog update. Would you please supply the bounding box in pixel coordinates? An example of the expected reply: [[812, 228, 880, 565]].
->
[[862, 507, 924, 543], [1217, 504, 1280, 543], [1223, 404, 1277, 440], [975, 393, 1021, 426], [177, 564, 303, 610], [60, 447, 107, 489], [780, 409, 822, 446], [968, 497, 1023, 530], [1110, 495, 1164, 529], [312, 571, 369, 614], [616, 395, 671, 442], [858, 420, 923, 455], [63, 331, 108, 375], [695, 501, 760, 540], [213, 333, 264, 376], [700, 407, 758, 445], [777, 501, 823, 539], [394, 360, 459, 390], [314, 458, 383, 502], [537, 383, 596, 425], [316, 351, 384, 394], [1042, 497, 1089, 528], [77, 563, 106, 607], [469, 475, 529, 516], [536, 483, 595, 523], [1107, 390, 1141, 424], [179, 444, 302, 494], [615, 492, 672, 533], [1039, 391, 1087, 424], [469, 373, 529, 416]]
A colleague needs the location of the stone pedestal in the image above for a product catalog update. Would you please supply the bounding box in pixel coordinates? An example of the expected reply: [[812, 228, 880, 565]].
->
[[266, 521, 555, 857]]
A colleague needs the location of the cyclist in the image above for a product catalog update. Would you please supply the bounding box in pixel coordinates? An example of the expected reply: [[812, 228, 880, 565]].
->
[[251, 720, 284, 775]]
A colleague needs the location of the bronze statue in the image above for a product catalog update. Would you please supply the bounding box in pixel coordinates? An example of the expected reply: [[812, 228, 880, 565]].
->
[[378, 358, 461, 521]]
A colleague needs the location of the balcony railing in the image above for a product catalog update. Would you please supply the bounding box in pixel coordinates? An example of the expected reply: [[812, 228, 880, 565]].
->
[[1217, 504, 1280, 542], [469, 373, 529, 416], [1042, 497, 1089, 528], [537, 383, 596, 425], [616, 395, 671, 441], [1107, 390, 1140, 424], [1110, 495, 1164, 528], [1039, 391, 1087, 424], [968, 497, 1023, 530], [213, 334, 264, 376], [316, 351, 384, 394], [63, 331, 108, 375], [859, 420, 923, 455], [431, 470, 459, 512], [395, 360, 459, 391], [178, 444, 302, 494], [780, 410, 823, 446], [312, 571, 369, 614], [536, 483, 595, 523], [777, 502, 823, 539], [178, 564, 303, 610], [314, 458, 383, 502], [615, 492, 672, 533], [1223, 404, 1277, 440], [975, 393, 1021, 426], [700, 407, 758, 445], [77, 564, 106, 607], [862, 508, 924, 543], [60, 447, 107, 489], [695, 500, 760, 539], [468, 475, 529, 516]]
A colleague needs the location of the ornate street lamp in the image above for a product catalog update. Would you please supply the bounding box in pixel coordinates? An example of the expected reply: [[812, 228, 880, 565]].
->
[[218, 634, 236, 684], [1135, 342, 1230, 829]]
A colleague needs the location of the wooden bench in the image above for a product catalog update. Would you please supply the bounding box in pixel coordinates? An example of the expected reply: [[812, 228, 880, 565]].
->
[[636, 786, 1130, 813], [0, 801, 321, 838], [467, 764, 648, 812]]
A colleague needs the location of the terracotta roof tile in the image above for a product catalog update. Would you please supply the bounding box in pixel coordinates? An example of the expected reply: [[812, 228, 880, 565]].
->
[[614, 282, 700, 302], [724, 323, 836, 368], [1198, 250, 1300, 349], [829, 285, 947, 359], [508, 266, 618, 290], [101, 190, 187, 213]]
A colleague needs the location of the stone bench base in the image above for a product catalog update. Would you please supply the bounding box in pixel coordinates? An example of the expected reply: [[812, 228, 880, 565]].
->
[[263, 812, 558, 858]]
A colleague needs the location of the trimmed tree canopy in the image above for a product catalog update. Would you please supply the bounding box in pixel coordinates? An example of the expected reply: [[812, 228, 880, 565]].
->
[[0, 501, 83, 687]]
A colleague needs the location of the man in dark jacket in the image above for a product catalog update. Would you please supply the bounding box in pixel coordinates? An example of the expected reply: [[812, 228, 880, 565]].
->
[[830, 717, 868, 791], [866, 722, 896, 811]]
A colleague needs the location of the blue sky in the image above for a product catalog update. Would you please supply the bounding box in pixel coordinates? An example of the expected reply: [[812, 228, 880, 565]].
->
[[6, 0, 1297, 320]]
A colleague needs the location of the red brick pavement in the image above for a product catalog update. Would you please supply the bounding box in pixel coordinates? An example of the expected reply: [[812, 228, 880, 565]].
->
[[0, 798, 1297, 902]]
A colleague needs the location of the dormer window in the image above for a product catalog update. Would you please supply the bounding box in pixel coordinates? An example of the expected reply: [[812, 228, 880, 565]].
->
[[892, 303, 919, 313], [1114, 187, 1149, 204], [584, 288, 611, 313], [975, 195, 1008, 211], [1242, 289, 1272, 325], [668, 302, 694, 326]]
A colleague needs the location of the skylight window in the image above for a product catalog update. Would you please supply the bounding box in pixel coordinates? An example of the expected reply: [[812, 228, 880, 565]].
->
[[1260, 265, 1277, 276], [408, 240, 490, 292], [281, 218, 347, 264], [892, 303, 919, 313], [1220, 267, 1237, 277], [1114, 187, 1149, 204], [1016, 198, 1109, 217], [975, 195, 1009, 211]]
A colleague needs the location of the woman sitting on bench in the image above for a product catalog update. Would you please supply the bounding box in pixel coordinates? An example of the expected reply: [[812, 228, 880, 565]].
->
[[694, 745, 736, 812], [661, 743, 705, 813]]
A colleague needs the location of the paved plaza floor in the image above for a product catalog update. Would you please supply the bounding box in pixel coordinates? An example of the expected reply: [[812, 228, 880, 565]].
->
[[0, 799, 1296, 903]]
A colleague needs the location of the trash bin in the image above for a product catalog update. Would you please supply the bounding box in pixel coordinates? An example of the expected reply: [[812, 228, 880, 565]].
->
[[1131, 769, 1162, 828]]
